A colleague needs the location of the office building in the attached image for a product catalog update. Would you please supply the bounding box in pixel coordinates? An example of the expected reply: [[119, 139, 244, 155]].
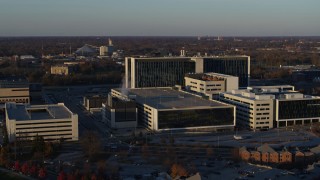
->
[[276, 94, 320, 127], [219, 89, 275, 129], [5, 102, 78, 142], [193, 56, 250, 87], [51, 65, 77, 75], [102, 94, 137, 129], [0, 77, 30, 104], [99, 46, 108, 56], [185, 72, 238, 99], [219, 85, 320, 130], [125, 57, 195, 88], [125, 55, 250, 88], [111, 87, 235, 131]]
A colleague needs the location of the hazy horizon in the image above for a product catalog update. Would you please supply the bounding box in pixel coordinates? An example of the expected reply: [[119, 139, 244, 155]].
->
[[1, 0, 319, 36]]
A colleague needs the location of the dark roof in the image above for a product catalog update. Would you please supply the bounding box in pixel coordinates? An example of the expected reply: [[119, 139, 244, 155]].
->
[[257, 144, 276, 153]]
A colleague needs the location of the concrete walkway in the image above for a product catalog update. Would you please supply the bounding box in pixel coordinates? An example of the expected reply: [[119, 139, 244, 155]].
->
[[0, 167, 36, 180]]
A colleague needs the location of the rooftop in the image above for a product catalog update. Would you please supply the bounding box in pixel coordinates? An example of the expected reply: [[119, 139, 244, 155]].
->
[[222, 86, 319, 100], [0, 76, 29, 88], [129, 55, 249, 60], [185, 72, 235, 81], [5, 103, 73, 121], [113, 88, 232, 110]]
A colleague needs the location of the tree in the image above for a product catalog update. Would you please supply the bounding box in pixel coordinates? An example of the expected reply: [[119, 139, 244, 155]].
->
[[2, 126, 9, 146], [29, 164, 37, 177], [14, 160, 20, 171], [32, 134, 45, 153], [141, 144, 149, 160], [206, 147, 214, 157], [21, 162, 29, 174], [67, 172, 77, 180], [80, 131, 102, 159], [44, 142, 54, 157], [160, 137, 167, 145], [97, 160, 106, 179], [38, 167, 46, 179], [139, 132, 143, 138], [91, 173, 97, 180], [169, 136, 175, 145], [57, 170, 67, 180], [0, 147, 9, 166], [170, 163, 188, 178]]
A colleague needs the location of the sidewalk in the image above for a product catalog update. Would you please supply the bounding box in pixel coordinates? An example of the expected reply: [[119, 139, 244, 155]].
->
[[0, 167, 36, 180]]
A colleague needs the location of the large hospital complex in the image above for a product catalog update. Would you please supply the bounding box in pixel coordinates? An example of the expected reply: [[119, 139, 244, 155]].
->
[[2, 54, 320, 143], [117, 55, 320, 131]]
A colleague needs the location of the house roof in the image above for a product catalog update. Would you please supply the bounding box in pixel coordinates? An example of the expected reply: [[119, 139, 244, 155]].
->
[[239, 146, 249, 152], [257, 144, 277, 153]]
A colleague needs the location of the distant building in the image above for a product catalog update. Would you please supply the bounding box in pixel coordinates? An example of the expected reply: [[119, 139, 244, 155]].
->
[[5, 102, 78, 142], [0, 77, 30, 104], [185, 72, 238, 99], [20, 55, 36, 60], [111, 87, 235, 131], [102, 93, 137, 129], [125, 56, 250, 88], [75, 44, 98, 56], [219, 85, 320, 129], [99, 38, 114, 57], [51, 65, 76, 75], [99, 46, 108, 56], [292, 69, 320, 82]]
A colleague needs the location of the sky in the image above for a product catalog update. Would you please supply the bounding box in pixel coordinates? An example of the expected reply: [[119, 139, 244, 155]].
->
[[0, 0, 319, 36]]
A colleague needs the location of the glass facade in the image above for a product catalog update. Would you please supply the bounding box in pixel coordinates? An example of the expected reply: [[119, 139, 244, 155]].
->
[[134, 59, 195, 88], [115, 107, 136, 122], [278, 99, 320, 119], [203, 57, 249, 87], [158, 108, 234, 129]]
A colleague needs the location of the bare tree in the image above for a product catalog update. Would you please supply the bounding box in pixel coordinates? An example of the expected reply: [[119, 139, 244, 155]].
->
[[80, 131, 102, 159]]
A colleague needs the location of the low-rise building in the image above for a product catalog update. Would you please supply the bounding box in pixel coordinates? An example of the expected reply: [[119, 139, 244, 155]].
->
[[111, 87, 236, 131], [240, 145, 320, 165], [185, 72, 238, 99], [239, 146, 251, 161], [5, 102, 78, 142], [219, 89, 274, 129], [250, 151, 261, 162], [258, 144, 279, 163], [102, 94, 137, 129], [0, 77, 30, 104], [279, 148, 292, 163], [276, 93, 320, 127], [219, 85, 320, 130], [50, 65, 76, 75], [83, 95, 108, 112]]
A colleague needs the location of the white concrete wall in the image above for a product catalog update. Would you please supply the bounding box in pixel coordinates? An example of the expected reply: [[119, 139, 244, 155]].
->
[[0, 88, 30, 104]]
